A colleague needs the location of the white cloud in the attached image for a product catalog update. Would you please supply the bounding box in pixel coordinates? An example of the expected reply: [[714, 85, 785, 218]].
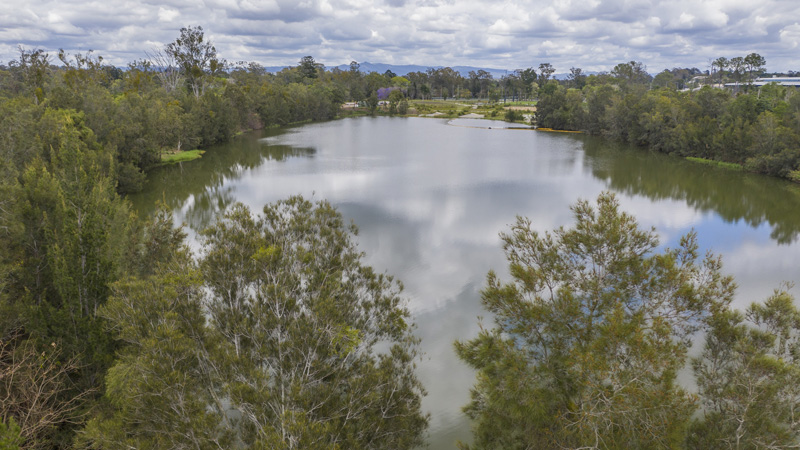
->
[[1, 0, 799, 71], [157, 7, 181, 22]]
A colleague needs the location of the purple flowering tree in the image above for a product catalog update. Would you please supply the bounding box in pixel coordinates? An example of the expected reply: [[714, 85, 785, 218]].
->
[[377, 87, 393, 100]]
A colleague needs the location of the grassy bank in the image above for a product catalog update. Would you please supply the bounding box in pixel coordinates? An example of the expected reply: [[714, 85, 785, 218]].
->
[[686, 157, 743, 171], [160, 149, 205, 165]]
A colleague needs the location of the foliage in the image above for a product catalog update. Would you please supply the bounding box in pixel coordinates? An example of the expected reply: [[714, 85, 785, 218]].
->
[[298, 56, 321, 80], [84, 260, 229, 450], [535, 66, 800, 181], [88, 197, 428, 449], [166, 26, 224, 98], [456, 192, 735, 449], [388, 89, 405, 114], [690, 290, 800, 448], [366, 92, 379, 114], [200, 197, 428, 448], [0, 418, 22, 450], [2, 108, 133, 392], [504, 109, 519, 122], [0, 107, 135, 448]]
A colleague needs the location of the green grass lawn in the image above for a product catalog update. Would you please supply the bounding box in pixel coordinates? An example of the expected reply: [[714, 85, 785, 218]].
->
[[500, 100, 538, 106], [160, 149, 205, 165]]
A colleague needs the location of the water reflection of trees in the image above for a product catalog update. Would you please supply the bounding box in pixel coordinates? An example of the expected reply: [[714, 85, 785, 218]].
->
[[582, 137, 800, 244], [128, 130, 315, 230]]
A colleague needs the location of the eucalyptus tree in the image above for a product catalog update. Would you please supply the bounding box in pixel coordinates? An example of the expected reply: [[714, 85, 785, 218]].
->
[[744, 53, 766, 82], [456, 192, 735, 449], [730, 56, 746, 91], [146, 48, 182, 93], [568, 67, 586, 89], [611, 61, 651, 86], [713, 57, 729, 83], [538, 62, 555, 85], [166, 26, 224, 98], [8, 47, 49, 104], [200, 197, 428, 449]]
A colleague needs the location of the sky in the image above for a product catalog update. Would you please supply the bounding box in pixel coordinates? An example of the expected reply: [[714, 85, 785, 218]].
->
[[1, 0, 799, 74]]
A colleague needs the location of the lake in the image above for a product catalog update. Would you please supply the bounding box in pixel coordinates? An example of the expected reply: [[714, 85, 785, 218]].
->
[[130, 116, 800, 448]]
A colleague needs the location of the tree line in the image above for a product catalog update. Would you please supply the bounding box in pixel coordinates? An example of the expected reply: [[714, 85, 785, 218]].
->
[[535, 58, 800, 181], [1, 27, 347, 194], [0, 26, 557, 195]]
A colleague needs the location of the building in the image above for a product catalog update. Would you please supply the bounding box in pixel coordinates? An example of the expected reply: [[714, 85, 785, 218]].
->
[[725, 76, 800, 88]]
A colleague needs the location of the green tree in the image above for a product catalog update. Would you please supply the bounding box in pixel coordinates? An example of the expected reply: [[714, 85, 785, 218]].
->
[[84, 258, 229, 450], [298, 56, 321, 80], [730, 56, 746, 91], [86, 198, 429, 449], [713, 57, 729, 83], [366, 91, 379, 114], [200, 197, 428, 448], [420, 84, 430, 100], [397, 98, 409, 115], [504, 109, 519, 123], [690, 289, 800, 448], [456, 192, 735, 449], [8, 47, 49, 104], [744, 53, 766, 82], [568, 67, 587, 89], [2, 109, 133, 403], [538, 62, 555, 85], [0, 418, 21, 450], [81, 205, 234, 449], [388, 89, 405, 115], [611, 61, 652, 87], [166, 26, 223, 98], [653, 70, 676, 89]]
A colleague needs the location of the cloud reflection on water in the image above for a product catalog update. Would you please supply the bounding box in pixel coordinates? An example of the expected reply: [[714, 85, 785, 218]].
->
[[129, 116, 800, 449]]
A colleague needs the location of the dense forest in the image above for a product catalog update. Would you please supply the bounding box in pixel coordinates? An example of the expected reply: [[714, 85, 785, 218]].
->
[[3, 25, 800, 449]]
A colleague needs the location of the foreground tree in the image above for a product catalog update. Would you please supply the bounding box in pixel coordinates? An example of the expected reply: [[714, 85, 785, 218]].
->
[[201, 197, 427, 449], [455, 192, 735, 449], [87, 197, 428, 449], [81, 208, 227, 449], [689, 289, 800, 448], [0, 330, 90, 450]]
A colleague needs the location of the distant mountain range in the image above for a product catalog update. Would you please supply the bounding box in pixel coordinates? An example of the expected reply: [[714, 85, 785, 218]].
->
[[334, 62, 512, 79], [263, 61, 581, 80]]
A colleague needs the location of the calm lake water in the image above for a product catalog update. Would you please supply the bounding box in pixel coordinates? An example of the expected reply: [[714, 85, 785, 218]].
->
[[130, 116, 800, 448]]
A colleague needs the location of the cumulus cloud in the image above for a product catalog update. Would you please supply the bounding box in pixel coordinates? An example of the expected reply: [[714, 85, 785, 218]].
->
[[1, 0, 799, 71]]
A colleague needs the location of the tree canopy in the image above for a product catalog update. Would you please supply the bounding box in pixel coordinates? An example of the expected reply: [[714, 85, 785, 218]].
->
[[84, 197, 428, 449], [456, 192, 735, 449]]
